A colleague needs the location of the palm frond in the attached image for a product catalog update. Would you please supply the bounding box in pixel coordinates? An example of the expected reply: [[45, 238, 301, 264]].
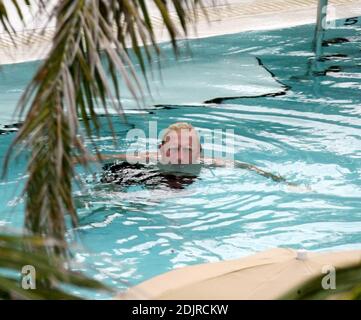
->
[[0, 233, 111, 300], [0, 0, 25, 36], [2, 0, 209, 257], [280, 262, 361, 300]]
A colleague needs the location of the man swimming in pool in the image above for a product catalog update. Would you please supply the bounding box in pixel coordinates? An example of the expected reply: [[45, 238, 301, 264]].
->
[[78, 122, 289, 186]]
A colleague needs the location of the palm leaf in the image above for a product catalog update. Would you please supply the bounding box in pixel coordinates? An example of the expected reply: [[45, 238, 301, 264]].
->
[[279, 262, 361, 300], [0, 0, 25, 37], [0, 233, 111, 300], [2, 0, 209, 257]]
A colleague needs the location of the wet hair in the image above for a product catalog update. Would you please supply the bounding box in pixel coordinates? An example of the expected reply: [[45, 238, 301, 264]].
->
[[160, 122, 202, 152]]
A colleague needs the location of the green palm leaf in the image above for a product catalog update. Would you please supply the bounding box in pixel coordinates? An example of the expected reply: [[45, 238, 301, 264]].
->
[[0, 233, 111, 300], [2, 0, 209, 257], [280, 262, 361, 300]]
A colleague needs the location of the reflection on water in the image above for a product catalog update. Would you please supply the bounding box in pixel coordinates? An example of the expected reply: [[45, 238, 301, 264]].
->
[[1, 21, 361, 294]]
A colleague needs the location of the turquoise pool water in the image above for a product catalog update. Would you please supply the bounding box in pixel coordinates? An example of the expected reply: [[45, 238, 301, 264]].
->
[[1, 18, 361, 296]]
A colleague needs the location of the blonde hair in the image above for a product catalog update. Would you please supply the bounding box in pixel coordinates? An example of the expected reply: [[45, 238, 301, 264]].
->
[[161, 122, 199, 144]]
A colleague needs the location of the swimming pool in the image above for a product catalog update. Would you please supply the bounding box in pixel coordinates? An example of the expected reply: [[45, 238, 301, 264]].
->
[[1, 18, 361, 297]]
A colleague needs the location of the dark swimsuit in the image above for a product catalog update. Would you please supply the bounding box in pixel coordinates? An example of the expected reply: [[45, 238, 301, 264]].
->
[[101, 161, 199, 189]]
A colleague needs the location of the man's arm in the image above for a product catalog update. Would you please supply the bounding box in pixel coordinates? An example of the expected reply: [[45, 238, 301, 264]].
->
[[73, 152, 158, 165], [73, 153, 127, 165], [203, 157, 295, 185], [234, 161, 311, 190], [234, 161, 289, 183]]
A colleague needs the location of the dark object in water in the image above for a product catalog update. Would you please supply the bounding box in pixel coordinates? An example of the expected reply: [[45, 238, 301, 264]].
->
[[326, 65, 342, 73], [101, 161, 199, 190], [204, 90, 288, 104], [311, 70, 327, 77], [0, 128, 18, 135], [317, 53, 348, 62], [0, 122, 23, 135], [310, 65, 342, 77], [4, 122, 23, 129], [322, 37, 350, 47]]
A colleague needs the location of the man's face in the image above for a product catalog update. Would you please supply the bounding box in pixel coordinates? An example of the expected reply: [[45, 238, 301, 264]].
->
[[160, 129, 201, 165]]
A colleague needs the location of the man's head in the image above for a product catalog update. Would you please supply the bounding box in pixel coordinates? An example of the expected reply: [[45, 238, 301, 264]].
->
[[159, 122, 201, 165]]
